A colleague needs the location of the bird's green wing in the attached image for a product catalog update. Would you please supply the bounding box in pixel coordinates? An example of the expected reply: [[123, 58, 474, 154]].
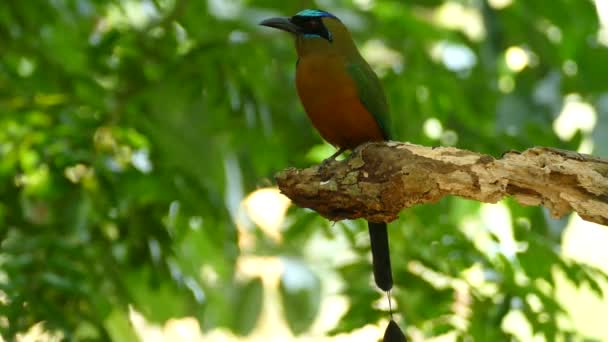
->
[[346, 61, 391, 140]]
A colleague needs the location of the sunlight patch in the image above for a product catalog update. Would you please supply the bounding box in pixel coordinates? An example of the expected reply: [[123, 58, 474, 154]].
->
[[553, 94, 597, 141]]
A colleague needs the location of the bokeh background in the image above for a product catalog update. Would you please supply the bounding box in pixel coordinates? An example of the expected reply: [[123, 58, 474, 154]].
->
[[2, 0, 608, 341]]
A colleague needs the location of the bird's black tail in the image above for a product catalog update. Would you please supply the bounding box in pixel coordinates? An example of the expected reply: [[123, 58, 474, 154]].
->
[[369, 222, 406, 341], [368, 222, 393, 291]]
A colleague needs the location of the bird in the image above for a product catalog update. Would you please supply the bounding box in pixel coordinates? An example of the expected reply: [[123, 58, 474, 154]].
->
[[260, 10, 405, 341]]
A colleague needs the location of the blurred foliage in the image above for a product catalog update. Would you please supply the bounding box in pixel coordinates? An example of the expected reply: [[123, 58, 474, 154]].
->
[[1, 0, 608, 340]]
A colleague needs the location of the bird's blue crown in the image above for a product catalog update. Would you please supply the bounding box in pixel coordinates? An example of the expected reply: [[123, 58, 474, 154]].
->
[[294, 9, 338, 19]]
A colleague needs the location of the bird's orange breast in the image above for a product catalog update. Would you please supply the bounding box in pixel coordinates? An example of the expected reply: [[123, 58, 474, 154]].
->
[[295, 54, 385, 149]]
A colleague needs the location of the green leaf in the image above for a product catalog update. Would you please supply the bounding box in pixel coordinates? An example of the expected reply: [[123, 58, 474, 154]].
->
[[125, 267, 192, 323], [104, 309, 140, 342], [231, 277, 264, 336], [279, 259, 321, 335]]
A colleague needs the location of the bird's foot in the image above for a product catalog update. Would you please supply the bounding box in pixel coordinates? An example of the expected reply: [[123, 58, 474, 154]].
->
[[318, 147, 346, 172]]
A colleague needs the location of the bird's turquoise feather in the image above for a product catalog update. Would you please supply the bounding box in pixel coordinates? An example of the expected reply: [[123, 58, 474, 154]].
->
[[295, 9, 337, 19], [346, 61, 391, 140]]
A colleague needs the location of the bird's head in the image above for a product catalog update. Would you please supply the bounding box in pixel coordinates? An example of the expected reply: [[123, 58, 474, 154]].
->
[[260, 9, 357, 57]]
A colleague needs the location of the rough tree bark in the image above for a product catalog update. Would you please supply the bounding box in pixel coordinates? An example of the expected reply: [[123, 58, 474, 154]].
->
[[275, 142, 608, 226]]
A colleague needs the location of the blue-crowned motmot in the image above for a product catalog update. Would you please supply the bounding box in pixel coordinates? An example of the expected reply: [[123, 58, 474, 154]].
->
[[261, 9, 406, 341]]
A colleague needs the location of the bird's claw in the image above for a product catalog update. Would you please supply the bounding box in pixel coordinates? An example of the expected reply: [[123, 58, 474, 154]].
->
[[318, 147, 346, 173]]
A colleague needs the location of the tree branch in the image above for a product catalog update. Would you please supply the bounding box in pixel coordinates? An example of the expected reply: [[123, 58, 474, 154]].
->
[[275, 142, 608, 226]]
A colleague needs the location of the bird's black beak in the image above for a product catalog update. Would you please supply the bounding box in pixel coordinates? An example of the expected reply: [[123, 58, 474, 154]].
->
[[259, 17, 300, 34]]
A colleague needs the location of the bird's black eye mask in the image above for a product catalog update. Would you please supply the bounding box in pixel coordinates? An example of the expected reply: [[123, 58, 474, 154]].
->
[[291, 16, 333, 42]]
